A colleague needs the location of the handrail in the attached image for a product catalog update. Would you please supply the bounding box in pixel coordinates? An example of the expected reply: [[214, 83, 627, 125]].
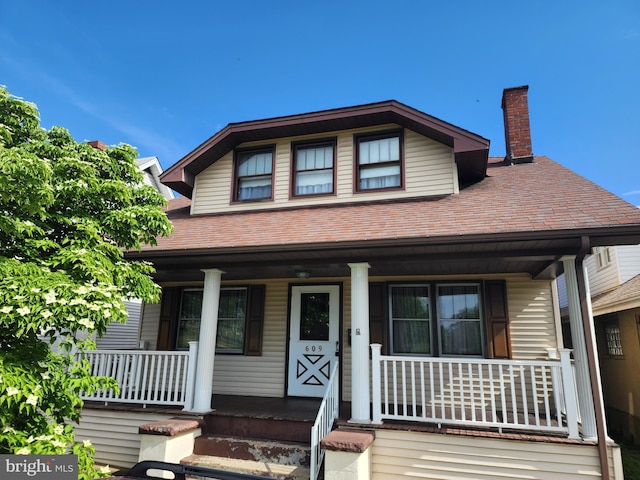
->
[[310, 361, 339, 480]]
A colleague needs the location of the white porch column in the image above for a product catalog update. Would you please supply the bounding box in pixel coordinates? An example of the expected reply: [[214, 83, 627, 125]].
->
[[348, 262, 371, 424], [562, 255, 597, 438], [191, 268, 224, 413]]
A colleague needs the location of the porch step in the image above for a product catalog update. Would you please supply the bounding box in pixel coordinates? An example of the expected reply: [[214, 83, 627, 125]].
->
[[193, 435, 311, 466], [204, 415, 313, 443], [182, 453, 310, 480]]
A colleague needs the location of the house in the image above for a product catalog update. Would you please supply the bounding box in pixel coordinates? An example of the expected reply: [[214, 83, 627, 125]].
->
[[559, 242, 640, 445], [78, 87, 640, 479]]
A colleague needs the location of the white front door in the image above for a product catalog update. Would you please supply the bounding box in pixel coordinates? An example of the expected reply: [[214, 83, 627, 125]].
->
[[287, 285, 340, 397]]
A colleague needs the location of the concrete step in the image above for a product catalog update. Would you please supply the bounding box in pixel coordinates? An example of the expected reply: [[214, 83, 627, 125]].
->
[[182, 454, 311, 480], [193, 434, 310, 467]]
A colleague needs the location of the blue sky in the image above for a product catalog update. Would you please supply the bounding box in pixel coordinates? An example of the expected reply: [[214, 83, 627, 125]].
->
[[1, 0, 638, 202]]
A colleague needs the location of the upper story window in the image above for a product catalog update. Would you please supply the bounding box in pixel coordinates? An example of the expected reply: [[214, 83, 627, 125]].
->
[[355, 131, 403, 191], [292, 139, 336, 196], [234, 147, 274, 201], [593, 246, 612, 269], [389, 283, 484, 357]]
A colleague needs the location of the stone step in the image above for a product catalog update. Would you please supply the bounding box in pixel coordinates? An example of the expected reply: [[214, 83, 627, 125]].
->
[[204, 415, 312, 443], [182, 454, 311, 480], [193, 434, 310, 467]]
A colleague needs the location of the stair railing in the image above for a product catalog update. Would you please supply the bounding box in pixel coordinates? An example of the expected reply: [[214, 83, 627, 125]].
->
[[310, 361, 340, 480]]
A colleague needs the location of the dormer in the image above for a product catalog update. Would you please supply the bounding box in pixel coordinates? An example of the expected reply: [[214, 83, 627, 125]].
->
[[160, 100, 490, 215]]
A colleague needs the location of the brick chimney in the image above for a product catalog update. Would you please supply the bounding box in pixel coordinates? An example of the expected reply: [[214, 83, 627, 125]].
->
[[501, 86, 533, 164], [87, 140, 108, 151]]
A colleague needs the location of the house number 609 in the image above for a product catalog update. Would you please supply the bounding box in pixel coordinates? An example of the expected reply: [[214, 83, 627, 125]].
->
[[305, 345, 322, 352]]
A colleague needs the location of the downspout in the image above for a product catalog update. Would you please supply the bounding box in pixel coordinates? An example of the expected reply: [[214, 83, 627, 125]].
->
[[576, 236, 610, 480]]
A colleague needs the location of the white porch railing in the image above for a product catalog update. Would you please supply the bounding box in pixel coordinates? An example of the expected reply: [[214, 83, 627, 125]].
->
[[310, 361, 340, 480], [371, 345, 579, 438], [79, 343, 198, 409]]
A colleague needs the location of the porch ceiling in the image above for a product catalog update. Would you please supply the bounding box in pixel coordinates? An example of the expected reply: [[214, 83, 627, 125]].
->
[[140, 235, 580, 283]]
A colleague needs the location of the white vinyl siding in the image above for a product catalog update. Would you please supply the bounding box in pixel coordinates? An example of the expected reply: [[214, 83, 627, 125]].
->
[[191, 125, 456, 214], [371, 429, 621, 479], [616, 244, 640, 284], [95, 300, 142, 350], [585, 248, 621, 296], [75, 409, 168, 470]]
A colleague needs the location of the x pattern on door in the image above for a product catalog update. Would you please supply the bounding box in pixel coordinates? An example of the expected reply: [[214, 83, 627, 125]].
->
[[296, 354, 331, 387]]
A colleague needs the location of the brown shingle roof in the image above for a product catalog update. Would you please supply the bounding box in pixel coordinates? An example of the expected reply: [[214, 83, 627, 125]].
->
[[591, 274, 640, 315], [146, 156, 640, 254]]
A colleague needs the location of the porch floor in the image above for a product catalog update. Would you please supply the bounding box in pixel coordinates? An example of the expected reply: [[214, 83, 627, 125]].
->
[[83, 395, 586, 445]]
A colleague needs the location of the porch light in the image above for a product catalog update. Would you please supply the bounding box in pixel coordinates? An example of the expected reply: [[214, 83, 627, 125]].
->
[[295, 270, 311, 279]]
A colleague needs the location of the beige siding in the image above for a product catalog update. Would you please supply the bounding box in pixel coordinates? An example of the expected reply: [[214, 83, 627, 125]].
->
[[212, 279, 288, 397], [139, 301, 161, 350], [75, 409, 168, 469], [371, 429, 611, 479], [191, 125, 456, 215], [136, 274, 557, 400], [508, 277, 558, 359]]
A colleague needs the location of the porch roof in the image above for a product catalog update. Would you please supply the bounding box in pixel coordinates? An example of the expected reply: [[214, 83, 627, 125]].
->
[[128, 156, 640, 282]]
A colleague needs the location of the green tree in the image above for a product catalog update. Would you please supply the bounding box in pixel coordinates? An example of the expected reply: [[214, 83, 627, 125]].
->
[[0, 86, 173, 478]]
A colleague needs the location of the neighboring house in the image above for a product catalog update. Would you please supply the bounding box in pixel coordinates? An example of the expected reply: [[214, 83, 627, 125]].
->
[[78, 87, 640, 479], [563, 243, 640, 444]]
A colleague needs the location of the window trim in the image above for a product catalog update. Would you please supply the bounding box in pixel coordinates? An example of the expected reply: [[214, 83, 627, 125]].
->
[[353, 129, 404, 193], [232, 145, 275, 203], [290, 138, 337, 199], [593, 246, 612, 270]]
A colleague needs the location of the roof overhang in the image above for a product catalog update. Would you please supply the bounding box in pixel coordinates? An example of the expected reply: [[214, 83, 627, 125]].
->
[[126, 226, 640, 284], [160, 100, 490, 197]]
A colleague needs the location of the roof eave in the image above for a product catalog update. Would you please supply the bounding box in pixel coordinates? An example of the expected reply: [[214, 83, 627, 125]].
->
[[159, 100, 490, 199]]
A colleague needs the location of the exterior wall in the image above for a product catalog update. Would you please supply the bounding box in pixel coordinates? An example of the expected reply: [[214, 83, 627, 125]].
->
[[95, 300, 142, 350], [616, 244, 640, 284], [597, 306, 640, 444], [139, 274, 558, 402], [75, 409, 168, 469], [585, 249, 621, 297], [370, 429, 620, 479], [191, 125, 456, 215]]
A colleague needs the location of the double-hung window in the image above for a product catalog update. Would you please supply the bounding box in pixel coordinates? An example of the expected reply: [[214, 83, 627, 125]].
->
[[389, 283, 484, 356], [593, 246, 612, 269], [437, 284, 483, 356], [292, 140, 335, 196], [176, 287, 248, 354], [356, 131, 402, 191], [234, 148, 274, 201]]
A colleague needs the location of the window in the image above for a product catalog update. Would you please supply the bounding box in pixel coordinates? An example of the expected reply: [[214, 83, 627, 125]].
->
[[437, 284, 483, 356], [388, 283, 484, 356], [390, 285, 431, 354], [176, 287, 248, 354], [355, 131, 402, 191], [603, 319, 623, 356], [234, 148, 274, 201], [593, 246, 612, 269], [292, 140, 335, 196]]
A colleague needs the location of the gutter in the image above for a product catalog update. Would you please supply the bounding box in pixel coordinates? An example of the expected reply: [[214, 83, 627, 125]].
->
[[575, 236, 610, 480]]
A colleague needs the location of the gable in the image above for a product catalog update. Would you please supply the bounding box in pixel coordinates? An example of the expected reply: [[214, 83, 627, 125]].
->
[[161, 100, 490, 198], [191, 125, 456, 215]]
